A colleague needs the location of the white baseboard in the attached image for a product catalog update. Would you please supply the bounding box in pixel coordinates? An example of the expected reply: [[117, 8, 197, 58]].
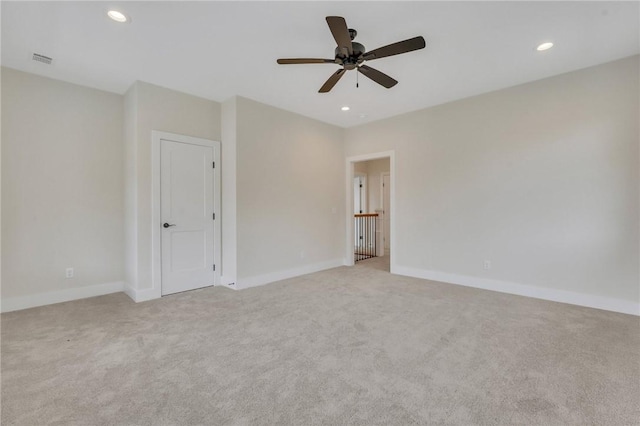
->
[[238, 258, 344, 290], [394, 266, 640, 316], [1, 281, 125, 313], [220, 275, 237, 289], [123, 284, 160, 303], [123, 283, 136, 302]]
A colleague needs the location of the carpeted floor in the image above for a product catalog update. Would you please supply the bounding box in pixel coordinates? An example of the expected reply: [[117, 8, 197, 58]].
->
[[2, 256, 639, 425]]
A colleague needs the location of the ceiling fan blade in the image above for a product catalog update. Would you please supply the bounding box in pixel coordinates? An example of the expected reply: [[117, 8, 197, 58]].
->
[[363, 36, 426, 61], [358, 65, 398, 88], [277, 58, 336, 64], [319, 69, 346, 93], [326, 16, 353, 57]]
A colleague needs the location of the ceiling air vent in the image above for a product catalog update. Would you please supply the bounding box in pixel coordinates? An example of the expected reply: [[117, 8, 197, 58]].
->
[[32, 53, 53, 65]]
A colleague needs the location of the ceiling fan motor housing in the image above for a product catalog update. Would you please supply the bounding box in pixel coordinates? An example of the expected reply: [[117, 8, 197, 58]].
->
[[335, 41, 366, 69]]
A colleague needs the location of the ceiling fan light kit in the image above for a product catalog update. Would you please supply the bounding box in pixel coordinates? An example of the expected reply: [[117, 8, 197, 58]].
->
[[277, 16, 426, 93]]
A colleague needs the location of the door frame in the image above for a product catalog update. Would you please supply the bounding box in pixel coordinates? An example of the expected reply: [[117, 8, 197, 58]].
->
[[151, 131, 221, 299], [380, 172, 390, 254], [345, 151, 395, 270]]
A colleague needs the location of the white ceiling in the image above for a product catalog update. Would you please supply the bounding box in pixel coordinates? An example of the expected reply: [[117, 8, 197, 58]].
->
[[2, 1, 638, 128]]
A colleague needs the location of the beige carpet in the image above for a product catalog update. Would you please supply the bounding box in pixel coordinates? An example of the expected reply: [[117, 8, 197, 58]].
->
[[2, 257, 639, 425]]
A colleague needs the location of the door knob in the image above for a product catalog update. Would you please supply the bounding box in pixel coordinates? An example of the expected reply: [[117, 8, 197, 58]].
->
[[163, 223, 176, 228]]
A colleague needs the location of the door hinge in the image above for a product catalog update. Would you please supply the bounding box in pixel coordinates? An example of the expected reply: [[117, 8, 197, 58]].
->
[[359, 184, 363, 188], [213, 264, 216, 271], [212, 161, 215, 168], [212, 213, 216, 220]]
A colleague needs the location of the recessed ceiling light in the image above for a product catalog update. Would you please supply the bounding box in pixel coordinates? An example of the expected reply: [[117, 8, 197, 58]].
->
[[536, 42, 554, 51], [341, 106, 350, 111], [107, 10, 128, 23]]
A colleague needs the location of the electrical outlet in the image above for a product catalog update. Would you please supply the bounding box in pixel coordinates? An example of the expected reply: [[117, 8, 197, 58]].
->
[[65, 268, 74, 278], [483, 260, 491, 270]]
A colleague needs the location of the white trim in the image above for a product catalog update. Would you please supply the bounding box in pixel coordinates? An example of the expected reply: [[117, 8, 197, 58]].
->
[[237, 258, 344, 290], [123, 283, 159, 303], [151, 131, 222, 301], [394, 265, 640, 316], [380, 171, 390, 255], [220, 98, 238, 288], [1, 281, 125, 313], [220, 276, 236, 288], [123, 283, 136, 301], [345, 151, 396, 272]]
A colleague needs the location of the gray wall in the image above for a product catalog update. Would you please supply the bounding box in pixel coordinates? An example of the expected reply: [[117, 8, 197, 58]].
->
[[235, 97, 345, 282], [2, 68, 124, 299], [3, 55, 637, 312], [345, 56, 639, 304]]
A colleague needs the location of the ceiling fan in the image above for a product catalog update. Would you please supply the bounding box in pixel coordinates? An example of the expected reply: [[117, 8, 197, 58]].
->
[[277, 16, 426, 93]]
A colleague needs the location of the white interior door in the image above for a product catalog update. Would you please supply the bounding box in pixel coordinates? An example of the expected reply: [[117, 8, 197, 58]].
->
[[161, 139, 215, 295], [382, 173, 391, 252]]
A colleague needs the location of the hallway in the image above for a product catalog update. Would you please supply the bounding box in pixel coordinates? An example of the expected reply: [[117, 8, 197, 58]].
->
[[355, 254, 390, 272]]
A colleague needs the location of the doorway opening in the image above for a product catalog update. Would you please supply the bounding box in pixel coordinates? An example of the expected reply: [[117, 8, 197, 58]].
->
[[346, 152, 394, 272]]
